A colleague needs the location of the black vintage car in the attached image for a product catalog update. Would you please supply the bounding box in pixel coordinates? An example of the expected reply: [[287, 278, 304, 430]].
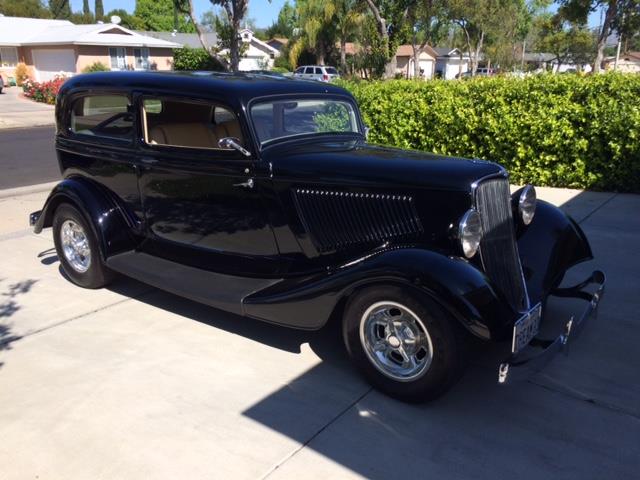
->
[[31, 71, 604, 402]]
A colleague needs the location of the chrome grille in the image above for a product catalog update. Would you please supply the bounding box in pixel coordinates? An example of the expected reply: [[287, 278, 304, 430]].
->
[[475, 178, 528, 312], [293, 189, 423, 252]]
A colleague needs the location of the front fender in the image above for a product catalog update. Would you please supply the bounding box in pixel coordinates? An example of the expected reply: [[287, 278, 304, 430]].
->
[[517, 200, 593, 305], [33, 177, 136, 259], [243, 247, 516, 339]]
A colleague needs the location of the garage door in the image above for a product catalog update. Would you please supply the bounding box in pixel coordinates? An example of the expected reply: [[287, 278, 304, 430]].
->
[[32, 49, 76, 82]]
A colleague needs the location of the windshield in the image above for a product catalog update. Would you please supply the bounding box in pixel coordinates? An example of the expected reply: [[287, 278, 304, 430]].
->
[[250, 98, 360, 144]]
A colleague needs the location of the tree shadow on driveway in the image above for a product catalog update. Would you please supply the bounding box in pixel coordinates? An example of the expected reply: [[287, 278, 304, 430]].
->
[[0, 278, 38, 368]]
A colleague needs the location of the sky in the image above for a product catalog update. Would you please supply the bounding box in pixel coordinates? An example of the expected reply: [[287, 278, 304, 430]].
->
[[70, 0, 603, 31], [69, 0, 287, 28]]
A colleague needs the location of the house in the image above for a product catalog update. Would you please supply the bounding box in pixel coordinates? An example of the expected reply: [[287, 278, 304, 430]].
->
[[395, 44, 437, 79], [266, 37, 288, 52], [433, 48, 470, 79], [0, 16, 180, 83], [604, 52, 640, 73], [135, 30, 218, 49], [523, 52, 592, 73], [222, 29, 280, 71], [148, 28, 280, 71]]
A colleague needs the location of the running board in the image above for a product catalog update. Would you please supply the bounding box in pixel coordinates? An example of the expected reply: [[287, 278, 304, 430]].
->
[[106, 251, 281, 316]]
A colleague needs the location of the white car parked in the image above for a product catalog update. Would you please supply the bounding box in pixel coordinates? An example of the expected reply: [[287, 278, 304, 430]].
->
[[293, 65, 340, 82]]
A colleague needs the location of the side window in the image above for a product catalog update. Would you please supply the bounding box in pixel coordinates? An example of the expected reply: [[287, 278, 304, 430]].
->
[[315, 67, 323, 74], [142, 97, 244, 150], [304, 67, 313, 74], [70, 94, 132, 141], [294, 67, 304, 74]]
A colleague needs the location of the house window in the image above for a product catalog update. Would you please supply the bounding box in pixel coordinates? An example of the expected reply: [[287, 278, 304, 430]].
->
[[134, 47, 150, 70], [0, 47, 18, 67], [109, 47, 126, 70]]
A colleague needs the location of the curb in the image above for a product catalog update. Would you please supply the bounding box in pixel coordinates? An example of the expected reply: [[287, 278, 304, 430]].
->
[[0, 181, 58, 200]]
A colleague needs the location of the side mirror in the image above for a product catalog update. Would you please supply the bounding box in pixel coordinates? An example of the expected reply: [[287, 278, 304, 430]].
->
[[218, 137, 251, 157]]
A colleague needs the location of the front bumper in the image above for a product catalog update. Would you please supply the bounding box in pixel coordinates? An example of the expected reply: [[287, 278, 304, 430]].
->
[[497, 270, 606, 384]]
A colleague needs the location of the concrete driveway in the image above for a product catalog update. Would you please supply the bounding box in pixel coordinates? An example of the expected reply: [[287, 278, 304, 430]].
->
[[0, 86, 55, 129], [0, 186, 638, 479]]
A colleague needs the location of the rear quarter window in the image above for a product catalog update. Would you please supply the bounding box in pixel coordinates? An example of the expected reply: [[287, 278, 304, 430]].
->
[[70, 94, 133, 141]]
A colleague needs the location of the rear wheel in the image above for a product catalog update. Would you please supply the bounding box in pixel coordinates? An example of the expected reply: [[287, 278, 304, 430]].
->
[[53, 203, 114, 289], [343, 285, 467, 402]]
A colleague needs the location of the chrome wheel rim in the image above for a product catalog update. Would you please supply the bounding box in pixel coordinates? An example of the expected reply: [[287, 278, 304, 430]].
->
[[60, 219, 91, 273], [359, 301, 434, 382]]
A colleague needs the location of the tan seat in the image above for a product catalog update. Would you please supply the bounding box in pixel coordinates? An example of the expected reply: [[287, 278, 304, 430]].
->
[[149, 122, 218, 148], [213, 120, 242, 142]]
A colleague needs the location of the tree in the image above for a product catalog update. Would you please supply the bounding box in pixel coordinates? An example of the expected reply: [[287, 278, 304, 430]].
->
[[0, 0, 51, 18], [106, 8, 146, 29], [361, 0, 413, 78], [135, 0, 194, 32], [49, 0, 71, 19], [559, 0, 640, 72], [289, 0, 338, 66], [95, 0, 103, 20], [535, 14, 596, 69], [83, 0, 89, 16], [265, 0, 297, 38], [447, 0, 524, 74], [177, 0, 231, 70], [334, 0, 366, 73], [408, 0, 448, 78]]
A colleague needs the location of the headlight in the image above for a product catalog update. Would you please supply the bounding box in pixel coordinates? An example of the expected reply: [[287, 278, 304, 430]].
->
[[518, 185, 536, 225], [459, 209, 482, 258]]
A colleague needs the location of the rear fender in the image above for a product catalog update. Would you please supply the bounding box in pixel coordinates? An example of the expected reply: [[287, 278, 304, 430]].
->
[[33, 177, 137, 259], [243, 247, 516, 339], [517, 200, 593, 304]]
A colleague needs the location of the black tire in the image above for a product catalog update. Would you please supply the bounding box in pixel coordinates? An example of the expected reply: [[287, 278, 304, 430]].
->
[[52, 203, 115, 289], [343, 285, 468, 403]]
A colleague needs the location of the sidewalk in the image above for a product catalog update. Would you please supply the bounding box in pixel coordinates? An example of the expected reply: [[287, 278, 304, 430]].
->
[[0, 86, 55, 129], [0, 184, 638, 480]]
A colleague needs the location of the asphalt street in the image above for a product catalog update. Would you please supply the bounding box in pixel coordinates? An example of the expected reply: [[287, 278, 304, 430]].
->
[[0, 126, 59, 190]]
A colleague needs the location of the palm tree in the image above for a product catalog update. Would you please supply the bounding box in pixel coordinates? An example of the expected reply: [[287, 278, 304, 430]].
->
[[289, 0, 336, 67], [335, 0, 366, 73]]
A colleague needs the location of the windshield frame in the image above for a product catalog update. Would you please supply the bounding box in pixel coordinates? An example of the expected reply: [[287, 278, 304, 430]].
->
[[246, 93, 365, 149]]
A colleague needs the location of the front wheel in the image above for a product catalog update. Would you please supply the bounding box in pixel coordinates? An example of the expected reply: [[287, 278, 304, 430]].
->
[[343, 285, 467, 403], [52, 203, 115, 289]]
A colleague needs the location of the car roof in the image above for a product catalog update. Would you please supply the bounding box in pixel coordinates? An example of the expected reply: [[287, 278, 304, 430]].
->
[[60, 71, 349, 103]]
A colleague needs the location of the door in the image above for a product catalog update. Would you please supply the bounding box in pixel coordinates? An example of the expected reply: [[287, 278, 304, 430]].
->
[[32, 49, 76, 81], [137, 96, 281, 276]]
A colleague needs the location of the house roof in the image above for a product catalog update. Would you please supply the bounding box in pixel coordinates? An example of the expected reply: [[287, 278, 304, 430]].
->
[[135, 31, 218, 49], [523, 52, 556, 62], [395, 44, 438, 59], [268, 37, 289, 46], [432, 47, 462, 57], [0, 16, 180, 48]]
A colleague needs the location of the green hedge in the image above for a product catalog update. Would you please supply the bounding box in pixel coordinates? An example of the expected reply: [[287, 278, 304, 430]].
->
[[339, 74, 640, 192]]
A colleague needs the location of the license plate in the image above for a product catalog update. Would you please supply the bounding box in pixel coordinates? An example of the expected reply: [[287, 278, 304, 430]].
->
[[512, 303, 542, 353]]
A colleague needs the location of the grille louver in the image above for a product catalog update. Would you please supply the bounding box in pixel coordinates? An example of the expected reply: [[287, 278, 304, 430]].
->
[[293, 189, 423, 252], [475, 178, 529, 312]]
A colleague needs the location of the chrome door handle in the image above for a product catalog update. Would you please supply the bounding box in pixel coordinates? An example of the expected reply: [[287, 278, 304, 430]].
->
[[233, 178, 254, 189], [140, 158, 158, 165]]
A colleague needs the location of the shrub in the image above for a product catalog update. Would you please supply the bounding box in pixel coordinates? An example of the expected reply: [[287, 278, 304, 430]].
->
[[339, 73, 640, 192], [22, 76, 67, 105], [173, 46, 225, 71], [14, 63, 30, 86], [82, 62, 110, 73], [270, 66, 289, 73]]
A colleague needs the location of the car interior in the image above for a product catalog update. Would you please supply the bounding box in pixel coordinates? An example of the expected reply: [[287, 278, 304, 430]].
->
[[143, 98, 244, 150]]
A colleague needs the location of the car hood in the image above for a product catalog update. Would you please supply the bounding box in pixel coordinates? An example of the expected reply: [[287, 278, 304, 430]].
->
[[261, 138, 504, 192]]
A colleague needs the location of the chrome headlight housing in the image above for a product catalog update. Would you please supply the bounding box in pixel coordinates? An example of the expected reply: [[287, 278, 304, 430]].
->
[[458, 209, 482, 259], [518, 185, 536, 225]]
